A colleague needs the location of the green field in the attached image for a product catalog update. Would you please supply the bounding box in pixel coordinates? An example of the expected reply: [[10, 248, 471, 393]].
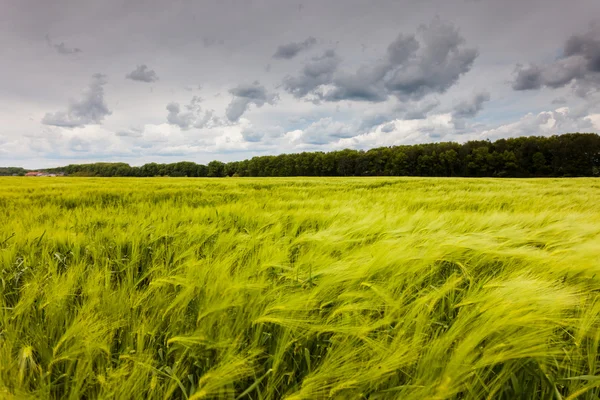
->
[[1, 177, 600, 399]]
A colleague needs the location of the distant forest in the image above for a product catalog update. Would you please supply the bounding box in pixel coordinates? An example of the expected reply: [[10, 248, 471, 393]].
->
[[3, 133, 600, 178], [0, 167, 27, 176]]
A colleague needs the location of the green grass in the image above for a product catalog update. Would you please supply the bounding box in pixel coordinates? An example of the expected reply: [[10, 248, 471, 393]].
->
[[1, 177, 600, 399]]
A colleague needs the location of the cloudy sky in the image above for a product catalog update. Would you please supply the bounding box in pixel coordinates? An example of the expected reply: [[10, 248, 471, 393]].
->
[[2, 0, 600, 168]]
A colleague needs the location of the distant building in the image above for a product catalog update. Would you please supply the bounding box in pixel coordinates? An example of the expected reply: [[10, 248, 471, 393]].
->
[[24, 171, 64, 177]]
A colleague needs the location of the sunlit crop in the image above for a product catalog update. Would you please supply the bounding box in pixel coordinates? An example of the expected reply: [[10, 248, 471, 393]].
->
[[1, 177, 599, 399]]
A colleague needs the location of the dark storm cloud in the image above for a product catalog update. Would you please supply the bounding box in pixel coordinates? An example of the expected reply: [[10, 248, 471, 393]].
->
[[284, 18, 478, 104], [512, 59, 586, 91], [318, 34, 418, 103], [226, 82, 277, 121], [511, 64, 543, 90], [126, 65, 159, 82], [45, 34, 82, 55], [452, 91, 490, 118], [382, 19, 479, 101], [564, 27, 600, 72], [283, 49, 341, 99], [512, 26, 600, 94], [42, 73, 111, 128], [386, 34, 420, 65], [322, 64, 390, 102], [273, 37, 317, 59]]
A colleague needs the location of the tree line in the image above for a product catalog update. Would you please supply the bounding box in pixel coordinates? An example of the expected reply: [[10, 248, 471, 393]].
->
[[0, 167, 27, 176], [8, 133, 600, 178]]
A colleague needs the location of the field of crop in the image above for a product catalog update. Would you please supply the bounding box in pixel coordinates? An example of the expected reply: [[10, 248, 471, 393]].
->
[[1, 177, 599, 399]]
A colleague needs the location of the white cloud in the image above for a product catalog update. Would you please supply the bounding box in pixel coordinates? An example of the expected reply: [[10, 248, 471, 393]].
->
[[290, 117, 356, 145], [587, 113, 600, 130], [475, 107, 595, 141]]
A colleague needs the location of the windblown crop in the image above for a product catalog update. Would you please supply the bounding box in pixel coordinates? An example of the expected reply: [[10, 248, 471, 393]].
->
[[1, 177, 599, 399]]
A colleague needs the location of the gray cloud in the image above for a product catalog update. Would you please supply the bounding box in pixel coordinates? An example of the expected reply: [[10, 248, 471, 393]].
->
[[452, 91, 490, 118], [241, 129, 264, 142], [564, 27, 600, 72], [116, 126, 144, 137], [284, 18, 477, 104], [126, 65, 159, 82], [542, 57, 587, 88], [166, 102, 195, 129], [552, 96, 567, 104], [4, 0, 600, 168], [184, 85, 202, 92], [166, 96, 218, 129], [273, 37, 317, 59], [323, 64, 390, 102], [401, 98, 441, 120], [512, 26, 600, 95], [226, 82, 277, 121], [387, 34, 420, 65], [320, 34, 421, 102], [54, 42, 82, 55], [511, 64, 543, 90], [241, 125, 284, 143], [185, 95, 203, 110], [382, 19, 479, 101], [512, 60, 587, 91], [195, 112, 217, 130], [42, 73, 111, 128], [45, 34, 82, 55], [69, 137, 91, 152], [357, 113, 396, 133], [283, 49, 341, 99], [380, 123, 396, 133]]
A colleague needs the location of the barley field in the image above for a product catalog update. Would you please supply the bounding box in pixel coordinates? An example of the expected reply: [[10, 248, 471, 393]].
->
[[1, 177, 599, 399]]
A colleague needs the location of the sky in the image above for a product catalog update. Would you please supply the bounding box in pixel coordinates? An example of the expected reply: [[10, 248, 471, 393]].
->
[[2, 0, 600, 168]]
